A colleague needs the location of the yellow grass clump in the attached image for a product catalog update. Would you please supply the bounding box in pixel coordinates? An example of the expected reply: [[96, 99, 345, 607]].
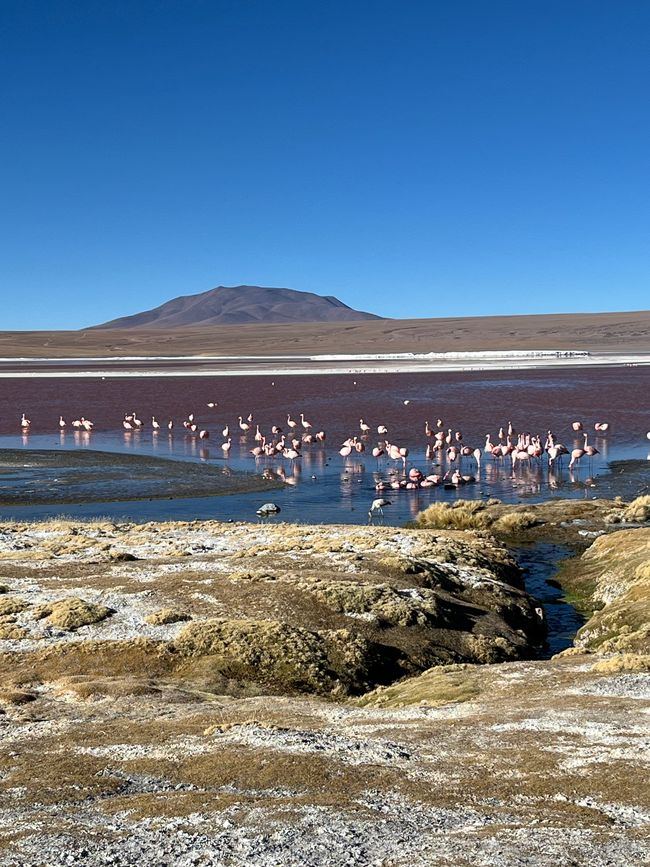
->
[[414, 501, 492, 531], [356, 663, 481, 708], [0, 596, 29, 616], [173, 617, 373, 695], [591, 654, 650, 674], [33, 597, 114, 631], [145, 608, 191, 626]]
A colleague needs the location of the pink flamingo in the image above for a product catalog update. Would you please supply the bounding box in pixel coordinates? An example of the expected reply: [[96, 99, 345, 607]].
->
[[221, 437, 232, 456]]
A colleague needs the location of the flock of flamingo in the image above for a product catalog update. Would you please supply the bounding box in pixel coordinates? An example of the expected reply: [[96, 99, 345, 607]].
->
[[17, 407, 650, 495]]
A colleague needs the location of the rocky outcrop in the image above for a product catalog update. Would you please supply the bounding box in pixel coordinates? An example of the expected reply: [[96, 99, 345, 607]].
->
[[0, 520, 544, 696]]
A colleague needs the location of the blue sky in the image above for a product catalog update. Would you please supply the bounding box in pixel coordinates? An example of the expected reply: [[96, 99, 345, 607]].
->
[[2, 0, 649, 328]]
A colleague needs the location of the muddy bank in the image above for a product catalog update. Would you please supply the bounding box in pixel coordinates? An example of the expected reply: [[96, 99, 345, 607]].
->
[[0, 449, 281, 505]]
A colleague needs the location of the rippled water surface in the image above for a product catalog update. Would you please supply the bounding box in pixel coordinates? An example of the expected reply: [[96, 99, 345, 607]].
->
[[0, 366, 648, 524]]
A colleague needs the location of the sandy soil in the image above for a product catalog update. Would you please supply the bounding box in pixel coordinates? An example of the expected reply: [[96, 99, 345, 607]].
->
[[0, 515, 648, 865], [1, 310, 649, 360]]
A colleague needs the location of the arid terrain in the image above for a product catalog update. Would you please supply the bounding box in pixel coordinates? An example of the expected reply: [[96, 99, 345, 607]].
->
[[0, 499, 649, 866], [1, 309, 649, 359]]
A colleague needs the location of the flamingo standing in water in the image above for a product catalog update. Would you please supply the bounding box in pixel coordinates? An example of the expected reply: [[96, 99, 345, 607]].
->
[[59, 416, 66, 429], [300, 413, 312, 431], [221, 437, 232, 456], [569, 440, 586, 470], [20, 413, 31, 431]]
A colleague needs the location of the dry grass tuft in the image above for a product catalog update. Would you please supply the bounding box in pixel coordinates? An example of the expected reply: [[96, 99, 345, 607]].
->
[[173, 618, 374, 695], [0, 688, 37, 705], [413, 502, 492, 531], [32, 597, 114, 631], [145, 608, 192, 626], [0, 596, 29, 616], [0, 623, 29, 640], [591, 654, 650, 673], [357, 663, 481, 708], [492, 511, 538, 534]]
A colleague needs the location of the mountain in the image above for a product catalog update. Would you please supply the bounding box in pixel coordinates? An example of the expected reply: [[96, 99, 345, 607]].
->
[[91, 285, 383, 328]]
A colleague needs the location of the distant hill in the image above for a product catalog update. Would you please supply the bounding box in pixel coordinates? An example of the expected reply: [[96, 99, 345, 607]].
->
[[90, 285, 384, 328]]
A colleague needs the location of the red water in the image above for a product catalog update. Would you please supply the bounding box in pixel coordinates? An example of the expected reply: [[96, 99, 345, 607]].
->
[[1, 367, 649, 447]]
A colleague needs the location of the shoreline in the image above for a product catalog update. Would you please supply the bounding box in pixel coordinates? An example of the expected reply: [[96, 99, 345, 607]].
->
[[0, 349, 649, 378]]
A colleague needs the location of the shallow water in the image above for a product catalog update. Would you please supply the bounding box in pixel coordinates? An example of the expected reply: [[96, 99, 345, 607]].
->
[[513, 543, 585, 657], [0, 367, 648, 524]]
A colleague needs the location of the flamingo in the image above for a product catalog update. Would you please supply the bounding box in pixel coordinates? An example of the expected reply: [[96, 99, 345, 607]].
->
[[569, 441, 586, 470], [221, 437, 232, 456], [594, 422, 609, 432], [583, 433, 599, 460], [167, 420, 174, 431], [238, 416, 250, 433], [20, 413, 31, 430], [287, 414, 297, 430], [315, 430, 326, 442], [359, 419, 371, 434], [377, 424, 388, 435], [81, 417, 94, 432], [300, 413, 312, 431], [151, 417, 161, 431], [572, 421, 583, 432], [222, 424, 230, 437], [199, 429, 209, 439], [368, 498, 391, 521]]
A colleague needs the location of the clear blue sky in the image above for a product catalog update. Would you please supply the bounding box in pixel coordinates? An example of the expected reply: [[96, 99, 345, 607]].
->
[[2, 0, 649, 329]]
